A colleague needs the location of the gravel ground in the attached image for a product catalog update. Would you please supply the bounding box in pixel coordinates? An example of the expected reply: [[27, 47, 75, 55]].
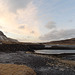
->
[[0, 51, 75, 75]]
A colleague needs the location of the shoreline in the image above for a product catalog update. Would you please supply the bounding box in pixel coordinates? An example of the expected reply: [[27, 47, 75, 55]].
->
[[0, 51, 75, 75]]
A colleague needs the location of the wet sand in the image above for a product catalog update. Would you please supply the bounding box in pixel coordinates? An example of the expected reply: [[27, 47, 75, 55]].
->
[[0, 51, 75, 75]]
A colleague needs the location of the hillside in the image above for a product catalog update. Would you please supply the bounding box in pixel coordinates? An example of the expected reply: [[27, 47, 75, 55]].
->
[[44, 38, 75, 45], [0, 31, 18, 44]]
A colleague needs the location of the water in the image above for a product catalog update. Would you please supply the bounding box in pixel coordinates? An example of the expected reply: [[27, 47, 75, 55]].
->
[[35, 50, 75, 54], [45, 45, 75, 48]]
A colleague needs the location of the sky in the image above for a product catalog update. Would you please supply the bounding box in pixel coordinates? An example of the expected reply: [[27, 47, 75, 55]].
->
[[0, 0, 75, 42]]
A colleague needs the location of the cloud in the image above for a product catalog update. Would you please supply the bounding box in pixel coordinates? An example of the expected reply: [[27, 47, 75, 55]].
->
[[31, 31, 35, 34], [40, 21, 75, 42], [45, 21, 56, 29], [40, 29, 75, 41], [2, 0, 33, 12], [19, 25, 25, 29], [69, 20, 73, 22], [0, 0, 40, 42], [0, 26, 2, 29]]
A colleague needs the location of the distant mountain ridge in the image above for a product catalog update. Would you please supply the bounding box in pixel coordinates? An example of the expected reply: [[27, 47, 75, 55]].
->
[[0, 31, 18, 44], [44, 38, 75, 45]]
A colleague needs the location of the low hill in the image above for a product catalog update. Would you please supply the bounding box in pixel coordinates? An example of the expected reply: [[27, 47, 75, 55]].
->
[[44, 38, 75, 45]]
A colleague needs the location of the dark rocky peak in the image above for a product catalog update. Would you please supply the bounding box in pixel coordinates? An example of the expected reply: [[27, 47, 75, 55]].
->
[[0, 31, 19, 44], [0, 31, 6, 36]]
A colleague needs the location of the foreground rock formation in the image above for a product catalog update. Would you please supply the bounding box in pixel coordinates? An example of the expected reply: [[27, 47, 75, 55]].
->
[[0, 64, 36, 75]]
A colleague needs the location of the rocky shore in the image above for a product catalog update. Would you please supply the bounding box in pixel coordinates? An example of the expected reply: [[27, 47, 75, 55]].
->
[[0, 51, 75, 75]]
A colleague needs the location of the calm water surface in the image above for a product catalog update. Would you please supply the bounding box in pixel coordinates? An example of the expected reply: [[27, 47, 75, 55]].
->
[[35, 50, 75, 54]]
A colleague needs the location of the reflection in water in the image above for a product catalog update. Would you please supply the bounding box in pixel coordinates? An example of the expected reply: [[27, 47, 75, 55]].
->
[[35, 50, 75, 54], [45, 45, 75, 48]]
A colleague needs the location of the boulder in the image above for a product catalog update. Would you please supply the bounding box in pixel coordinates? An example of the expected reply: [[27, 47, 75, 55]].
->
[[0, 64, 36, 75]]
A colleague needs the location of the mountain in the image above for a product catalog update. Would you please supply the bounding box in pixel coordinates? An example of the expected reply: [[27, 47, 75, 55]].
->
[[0, 31, 18, 44], [44, 38, 75, 45]]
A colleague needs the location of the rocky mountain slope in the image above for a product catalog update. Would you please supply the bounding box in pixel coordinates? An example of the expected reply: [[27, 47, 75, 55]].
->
[[0, 31, 18, 44]]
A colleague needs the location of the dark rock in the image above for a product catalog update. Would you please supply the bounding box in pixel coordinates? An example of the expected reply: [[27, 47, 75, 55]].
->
[[0, 44, 45, 52]]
